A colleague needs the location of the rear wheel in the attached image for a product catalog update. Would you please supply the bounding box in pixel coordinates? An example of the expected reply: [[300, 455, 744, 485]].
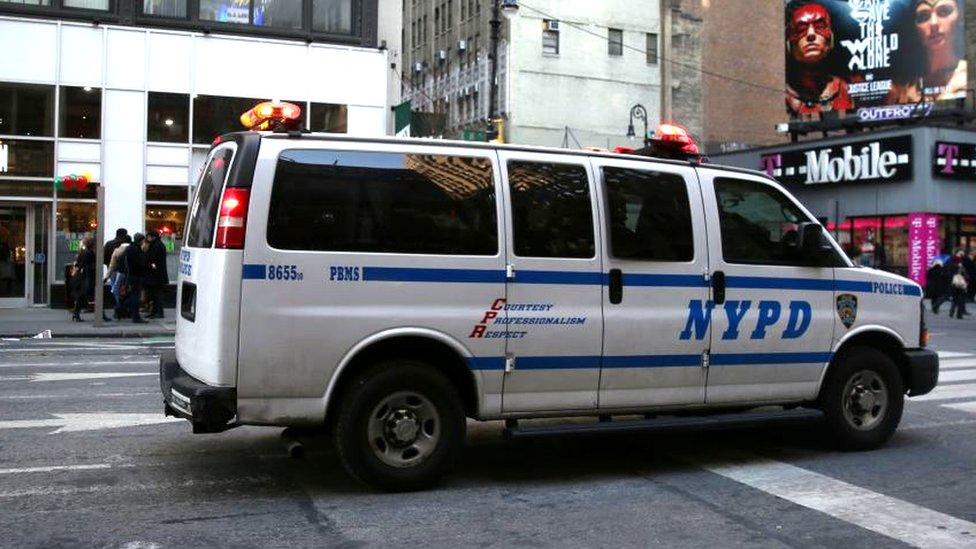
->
[[819, 347, 904, 451], [333, 361, 465, 491]]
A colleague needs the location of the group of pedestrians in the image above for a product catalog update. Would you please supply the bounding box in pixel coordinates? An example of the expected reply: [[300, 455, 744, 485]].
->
[[926, 249, 975, 320], [69, 227, 169, 323]]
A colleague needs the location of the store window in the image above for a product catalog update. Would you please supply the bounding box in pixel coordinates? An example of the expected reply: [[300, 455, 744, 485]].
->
[[883, 216, 908, 272], [147, 92, 190, 143], [312, 0, 353, 34], [192, 94, 266, 144], [143, 0, 188, 17], [0, 180, 52, 198], [146, 184, 188, 203], [254, 0, 302, 28], [0, 82, 54, 137], [0, 139, 54, 178], [849, 217, 882, 267], [55, 201, 96, 282], [309, 103, 347, 133], [59, 86, 101, 140], [63, 0, 110, 9], [145, 203, 187, 278]]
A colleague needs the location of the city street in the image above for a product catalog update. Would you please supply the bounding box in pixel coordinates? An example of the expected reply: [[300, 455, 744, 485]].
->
[[0, 316, 975, 548]]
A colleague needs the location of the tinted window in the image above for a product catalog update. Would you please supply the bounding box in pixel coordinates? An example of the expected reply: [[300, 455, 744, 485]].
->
[[255, 0, 303, 28], [509, 161, 594, 258], [186, 147, 235, 248], [313, 0, 353, 33], [147, 92, 189, 143], [0, 82, 54, 137], [268, 150, 497, 255], [714, 177, 811, 265], [604, 167, 693, 261], [59, 86, 101, 139], [310, 103, 348, 133], [143, 0, 188, 17], [0, 139, 54, 177], [192, 95, 265, 144], [63, 0, 109, 9]]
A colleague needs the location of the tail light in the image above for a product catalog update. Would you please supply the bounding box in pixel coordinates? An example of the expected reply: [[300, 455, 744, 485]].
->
[[215, 187, 250, 249], [919, 301, 928, 348]]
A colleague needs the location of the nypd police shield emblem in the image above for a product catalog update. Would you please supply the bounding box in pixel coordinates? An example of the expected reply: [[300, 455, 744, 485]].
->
[[837, 293, 858, 329]]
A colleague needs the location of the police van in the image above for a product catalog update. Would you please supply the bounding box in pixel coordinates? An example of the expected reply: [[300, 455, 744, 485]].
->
[[161, 105, 938, 491]]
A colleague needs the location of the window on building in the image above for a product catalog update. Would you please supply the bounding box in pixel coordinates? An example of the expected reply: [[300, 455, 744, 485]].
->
[[267, 150, 498, 255], [312, 0, 353, 34], [147, 92, 190, 143], [309, 103, 348, 133], [447, 0, 452, 28], [0, 0, 51, 5], [59, 86, 101, 140], [142, 0, 187, 17], [62, 0, 110, 10], [0, 139, 55, 177], [434, 6, 440, 34], [0, 82, 54, 137], [646, 32, 658, 64], [608, 28, 623, 56], [542, 20, 559, 55], [192, 94, 266, 144], [199, 0, 251, 23], [509, 161, 594, 258], [0, 180, 52, 198], [55, 201, 96, 282], [146, 186, 189, 277], [254, 0, 303, 28], [146, 184, 189, 203], [604, 167, 693, 261]]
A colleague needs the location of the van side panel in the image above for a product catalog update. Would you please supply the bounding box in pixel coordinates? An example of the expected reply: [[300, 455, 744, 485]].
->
[[235, 141, 508, 425]]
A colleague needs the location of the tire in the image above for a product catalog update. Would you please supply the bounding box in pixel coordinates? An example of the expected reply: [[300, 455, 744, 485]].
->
[[333, 360, 465, 491], [818, 346, 904, 451]]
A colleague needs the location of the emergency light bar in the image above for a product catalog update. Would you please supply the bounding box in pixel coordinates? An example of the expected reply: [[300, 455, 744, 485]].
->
[[240, 101, 303, 131], [651, 123, 700, 157]]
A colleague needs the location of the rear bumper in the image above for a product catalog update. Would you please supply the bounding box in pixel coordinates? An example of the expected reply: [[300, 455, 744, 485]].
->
[[160, 351, 238, 433], [904, 348, 939, 397]]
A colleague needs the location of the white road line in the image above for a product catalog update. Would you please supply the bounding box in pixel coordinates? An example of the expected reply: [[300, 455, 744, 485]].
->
[[0, 463, 112, 475], [942, 401, 976, 414], [915, 383, 976, 402], [0, 392, 158, 401], [937, 351, 973, 359], [939, 369, 976, 383], [941, 359, 976, 370], [0, 476, 270, 498], [30, 372, 157, 383], [700, 454, 976, 548], [0, 360, 157, 369]]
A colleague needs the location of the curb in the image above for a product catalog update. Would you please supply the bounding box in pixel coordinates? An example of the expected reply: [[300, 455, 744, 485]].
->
[[0, 330, 175, 339]]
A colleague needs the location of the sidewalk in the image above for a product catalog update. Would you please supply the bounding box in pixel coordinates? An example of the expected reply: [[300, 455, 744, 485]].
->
[[0, 307, 175, 338]]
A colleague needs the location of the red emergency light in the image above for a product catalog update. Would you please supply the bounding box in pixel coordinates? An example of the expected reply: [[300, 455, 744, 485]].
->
[[240, 101, 302, 131], [651, 123, 700, 157]]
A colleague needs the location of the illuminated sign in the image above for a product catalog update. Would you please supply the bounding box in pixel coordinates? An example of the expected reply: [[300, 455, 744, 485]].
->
[[761, 135, 913, 185], [933, 141, 976, 180]]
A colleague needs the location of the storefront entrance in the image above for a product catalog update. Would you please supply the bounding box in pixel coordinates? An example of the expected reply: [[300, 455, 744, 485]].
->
[[0, 202, 50, 308]]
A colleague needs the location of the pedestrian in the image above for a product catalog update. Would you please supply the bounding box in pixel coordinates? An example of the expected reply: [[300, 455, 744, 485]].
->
[[949, 264, 970, 320], [103, 228, 127, 268], [70, 237, 96, 322], [144, 230, 169, 319], [948, 249, 971, 316], [926, 260, 949, 314], [120, 232, 148, 324], [967, 250, 976, 303], [108, 234, 131, 319]]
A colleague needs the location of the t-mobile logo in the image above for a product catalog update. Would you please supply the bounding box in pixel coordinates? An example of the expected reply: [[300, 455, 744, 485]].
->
[[938, 143, 960, 175], [760, 154, 782, 177]]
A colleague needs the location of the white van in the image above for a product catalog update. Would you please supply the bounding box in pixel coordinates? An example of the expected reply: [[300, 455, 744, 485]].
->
[[161, 127, 938, 491]]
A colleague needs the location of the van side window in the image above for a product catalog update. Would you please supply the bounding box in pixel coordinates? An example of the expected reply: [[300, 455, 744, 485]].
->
[[509, 161, 594, 258], [267, 150, 498, 255], [714, 177, 818, 266], [604, 167, 693, 262], [186, 146, 235, 248]]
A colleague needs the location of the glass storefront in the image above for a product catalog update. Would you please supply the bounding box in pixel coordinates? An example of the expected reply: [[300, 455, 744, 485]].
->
[[55, 201, 96, 282], [145, 203, 187, 277]]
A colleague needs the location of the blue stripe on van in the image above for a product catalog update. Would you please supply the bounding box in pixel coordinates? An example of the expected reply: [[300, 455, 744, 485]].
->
[[725, 276, 835, 291], [517, 270, 604, 285], [466, 352, 832, 371], [242, 264, 267, 280], [362, 267, 506, 283], [621, 274, 708, 287]]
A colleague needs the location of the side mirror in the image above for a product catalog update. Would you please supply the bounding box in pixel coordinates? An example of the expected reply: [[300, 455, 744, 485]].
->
[[797, 222, 834, 261]]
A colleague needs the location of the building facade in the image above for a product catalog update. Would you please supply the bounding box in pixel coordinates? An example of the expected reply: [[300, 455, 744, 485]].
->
[[401, 0, 666, 149], [0, 0, 393, 308]]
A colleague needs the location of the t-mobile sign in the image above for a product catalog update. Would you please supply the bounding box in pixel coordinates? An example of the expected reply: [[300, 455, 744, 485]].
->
[[933, 142, 976, 180], [760, 136, 913, 186], [907, 213, 941, 288]]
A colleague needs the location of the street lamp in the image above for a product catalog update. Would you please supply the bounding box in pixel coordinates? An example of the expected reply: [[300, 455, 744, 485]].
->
[[627, 104, 649, 146], [488, 0, 518, 141]]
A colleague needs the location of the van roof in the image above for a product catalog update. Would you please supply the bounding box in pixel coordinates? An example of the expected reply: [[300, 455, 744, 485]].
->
[[239, 131, 770, 180]]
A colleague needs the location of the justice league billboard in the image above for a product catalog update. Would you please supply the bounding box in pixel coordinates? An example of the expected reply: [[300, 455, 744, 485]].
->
[[785, 0, 968, 119]]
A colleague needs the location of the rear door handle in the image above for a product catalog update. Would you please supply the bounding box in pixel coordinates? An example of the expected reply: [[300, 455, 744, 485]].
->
[[712, 271, 726, 305], [609, 268, 623, 304]]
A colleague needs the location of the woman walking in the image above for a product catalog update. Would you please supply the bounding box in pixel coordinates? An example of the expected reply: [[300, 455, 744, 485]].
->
[[70, 237, 96, 322], [949, 264, 970, 320]]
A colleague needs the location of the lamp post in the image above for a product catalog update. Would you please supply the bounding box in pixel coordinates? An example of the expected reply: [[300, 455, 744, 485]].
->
[[488, 0, 519, 141], [627, 104, 649, 146]]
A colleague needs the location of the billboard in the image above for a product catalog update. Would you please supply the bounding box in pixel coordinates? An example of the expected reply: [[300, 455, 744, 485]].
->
[[784, 0, 968, 118]]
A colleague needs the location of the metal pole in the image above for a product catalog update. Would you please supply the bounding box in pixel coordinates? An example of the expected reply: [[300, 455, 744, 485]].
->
[[488, 0, 501, 134], [93, 184, 105, 327]]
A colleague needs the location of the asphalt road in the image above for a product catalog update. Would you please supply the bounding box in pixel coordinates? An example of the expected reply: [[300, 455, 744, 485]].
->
[[0, 315, 975, 548]]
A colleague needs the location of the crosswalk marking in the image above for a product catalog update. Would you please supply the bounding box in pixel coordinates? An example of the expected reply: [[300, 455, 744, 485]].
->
[[943, 401, 976, 414], [916, 382, 976, 402], [700, 453, 976, 548], [941, 359, 976, 370], [937, 351, 972, 359], [938, 369, 976, 383]]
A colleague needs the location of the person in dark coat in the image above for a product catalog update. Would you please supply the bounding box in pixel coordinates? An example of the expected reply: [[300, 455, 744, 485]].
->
[[947, 249, 970, 316], [120, 233, 148, 324], [144, 230, 169, 319], [967, 251, 976, 303], [70, 237, 96, 321], [927, 260, 949, 314], [103, 228, 128, 268], [949, 264, 970, 320]]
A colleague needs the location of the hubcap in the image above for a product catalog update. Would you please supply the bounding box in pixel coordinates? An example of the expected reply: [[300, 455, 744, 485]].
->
[[841, 370, 888, 431], [367, 391, 440, 468]]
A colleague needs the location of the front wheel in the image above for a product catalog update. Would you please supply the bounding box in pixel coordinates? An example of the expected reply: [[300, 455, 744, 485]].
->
[[819, 347, 904, 451], [333, 361, 465, 491]]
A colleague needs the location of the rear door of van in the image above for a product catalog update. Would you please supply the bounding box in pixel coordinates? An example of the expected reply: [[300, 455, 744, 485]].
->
[[176, 133, 260, 388], [236, 138, 507, 424]]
